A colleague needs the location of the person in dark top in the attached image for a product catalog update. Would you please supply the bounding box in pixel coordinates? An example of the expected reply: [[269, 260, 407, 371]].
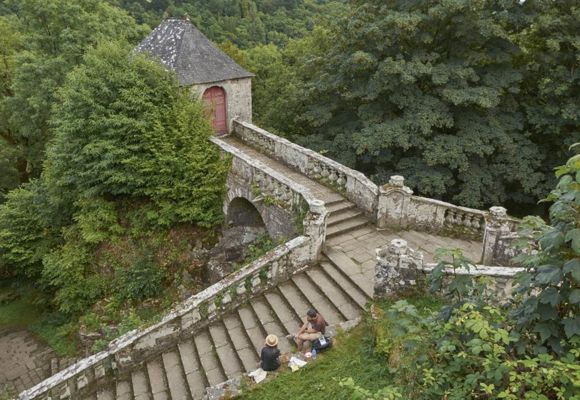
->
[[292, 309, 328, 353], [260, 334, 281, 371]]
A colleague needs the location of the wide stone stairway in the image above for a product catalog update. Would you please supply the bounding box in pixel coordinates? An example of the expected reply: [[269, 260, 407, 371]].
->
[[75, 137, 481, 400]]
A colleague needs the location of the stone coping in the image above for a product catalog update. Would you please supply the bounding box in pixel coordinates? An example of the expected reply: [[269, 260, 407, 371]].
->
[[411, 195, 486, 216], [18, 236, 311, 400], [233, 120, 377, 194], [421, 263, 524, 278], [232, 120, 378, 215], [211, 135, 326, 214]]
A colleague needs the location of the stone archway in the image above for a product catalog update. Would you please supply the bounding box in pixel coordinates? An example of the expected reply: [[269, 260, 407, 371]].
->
[[227, 197, 266, 229]]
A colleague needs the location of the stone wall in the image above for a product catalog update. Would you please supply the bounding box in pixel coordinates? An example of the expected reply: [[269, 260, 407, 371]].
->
[[212, 136, 328, 258], [374, 239, 524, 300], [193, 78, 252, 133], [232, 120, 379, 218]]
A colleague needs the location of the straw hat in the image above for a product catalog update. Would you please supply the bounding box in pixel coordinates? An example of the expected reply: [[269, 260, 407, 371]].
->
[[265, 334, 278, 347]]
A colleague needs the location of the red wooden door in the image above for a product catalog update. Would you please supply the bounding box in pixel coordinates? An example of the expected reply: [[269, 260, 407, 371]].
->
[[202, 86, 227, 134]]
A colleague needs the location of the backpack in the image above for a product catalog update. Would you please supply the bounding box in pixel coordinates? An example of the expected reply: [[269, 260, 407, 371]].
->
[[312, 335, 332, 352]]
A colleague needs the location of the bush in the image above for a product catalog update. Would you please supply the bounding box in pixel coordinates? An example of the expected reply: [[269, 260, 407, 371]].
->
[[115, 250, 166, 302], [0, 180, 58, 278]]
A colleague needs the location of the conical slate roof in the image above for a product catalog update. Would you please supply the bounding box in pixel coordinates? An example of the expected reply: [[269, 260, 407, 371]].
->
[[135, 19, 254, 86]]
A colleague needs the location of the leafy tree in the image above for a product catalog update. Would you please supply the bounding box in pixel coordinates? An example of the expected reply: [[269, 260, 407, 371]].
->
[[515, 0, 580, 204], [0, 180, 59, 278], [511, 144, 580, 354], [0, 0, 147, 184], [277, 0, 550, 209], [45, 41, 228, 227]]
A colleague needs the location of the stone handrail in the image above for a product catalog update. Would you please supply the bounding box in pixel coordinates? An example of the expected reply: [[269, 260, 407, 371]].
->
[[374, 238, 525, 299], [420, 262, 524, 278], [232, 120, 379, 218], [19, 236, 312, 400], [406, 195, 487, 239]]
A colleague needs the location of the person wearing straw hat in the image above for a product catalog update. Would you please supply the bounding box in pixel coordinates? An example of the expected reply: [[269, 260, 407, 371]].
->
[[260, 334, 281, 371]]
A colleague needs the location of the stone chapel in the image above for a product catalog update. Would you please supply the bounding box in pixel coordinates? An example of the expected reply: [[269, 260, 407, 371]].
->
[[135, 18, 254, 134]]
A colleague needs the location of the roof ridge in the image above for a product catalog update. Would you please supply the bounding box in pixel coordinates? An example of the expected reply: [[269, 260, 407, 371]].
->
[[135, 19, 254, 86]]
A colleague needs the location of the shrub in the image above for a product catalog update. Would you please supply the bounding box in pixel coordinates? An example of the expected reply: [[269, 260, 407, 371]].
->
[[115, 250, 166, 302]]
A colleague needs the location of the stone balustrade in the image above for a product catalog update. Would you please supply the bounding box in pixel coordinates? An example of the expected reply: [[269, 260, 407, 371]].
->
[[233, 120, 378, 218], [377, 175, 487, 240], [374, 239, 525, 300], [19, 236, 313, 400]]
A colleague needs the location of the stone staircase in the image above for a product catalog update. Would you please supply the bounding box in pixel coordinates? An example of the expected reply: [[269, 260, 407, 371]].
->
[[83, 237, 372, 400], [77, 195, 479, 400]]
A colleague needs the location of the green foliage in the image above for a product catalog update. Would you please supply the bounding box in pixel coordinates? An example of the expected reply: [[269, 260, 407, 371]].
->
[[510, 144, 580, 354], [253, 0, 578, 212], [1, 0, 147, 183], [0, 180, 59, 278], [115, 250, 166, 302], [30, 311, 79, 356], [114, 0, 347, 49], [46, 41, 227, 227], [41, 228, 107, 314], [368, 300, 579, 399], [74, 199, 124, 244], [338, 377, 402, 400], [242, 234, 277, 266]]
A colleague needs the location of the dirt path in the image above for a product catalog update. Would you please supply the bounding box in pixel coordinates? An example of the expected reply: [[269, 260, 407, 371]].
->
[[0, 328, 54, 394]]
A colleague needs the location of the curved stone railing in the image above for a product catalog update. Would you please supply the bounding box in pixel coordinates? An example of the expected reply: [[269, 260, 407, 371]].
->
[[406, 195, 487, 239], [233, 120, 379, 218]]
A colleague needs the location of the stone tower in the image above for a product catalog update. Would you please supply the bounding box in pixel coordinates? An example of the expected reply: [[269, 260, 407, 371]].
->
[[136, 19, 254, 134]]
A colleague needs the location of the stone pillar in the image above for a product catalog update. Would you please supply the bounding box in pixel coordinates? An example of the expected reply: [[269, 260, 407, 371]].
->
[[482, 206, 511, 265], [377, 175, 413, 230], [303, 200, 328, 261], [374, 239, 424, 298]]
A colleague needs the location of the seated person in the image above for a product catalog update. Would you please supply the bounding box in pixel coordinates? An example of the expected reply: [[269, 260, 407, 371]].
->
[[293, 309, 328, 352], [260, 334, 281, 371]]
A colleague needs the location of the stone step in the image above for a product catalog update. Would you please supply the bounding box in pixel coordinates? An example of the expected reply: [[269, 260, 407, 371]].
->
[[277, 280, 312, 323], [327, 216, 370, 238], [115, 378, 132, 400], [209, 322, 244, 379], [131, 368, 152, 400], [162, 349, 192, 400], [250, 297, 293, 354], [146, 358, 170, 400], [291, 273, 345, 325], [222, 313, 260, 372], [320, 260, 370, 309], [327, 208, 363, 226], [305, 267, 361, 320], [237, 305, 265, 356], [323, 247, 374, 298], [96, 386, 115, 400], [177, 339, 207, 399], [194, 330, 227, 387], [321, 193, 347, 206], [326, 200, 355, 214], [263, 291, 302, 335]]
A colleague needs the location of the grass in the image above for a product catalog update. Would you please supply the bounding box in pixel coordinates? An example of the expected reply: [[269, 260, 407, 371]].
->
[[0, 279, 42, 328], [0, 278, 77, 356], [239, 292, 443, 400]]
